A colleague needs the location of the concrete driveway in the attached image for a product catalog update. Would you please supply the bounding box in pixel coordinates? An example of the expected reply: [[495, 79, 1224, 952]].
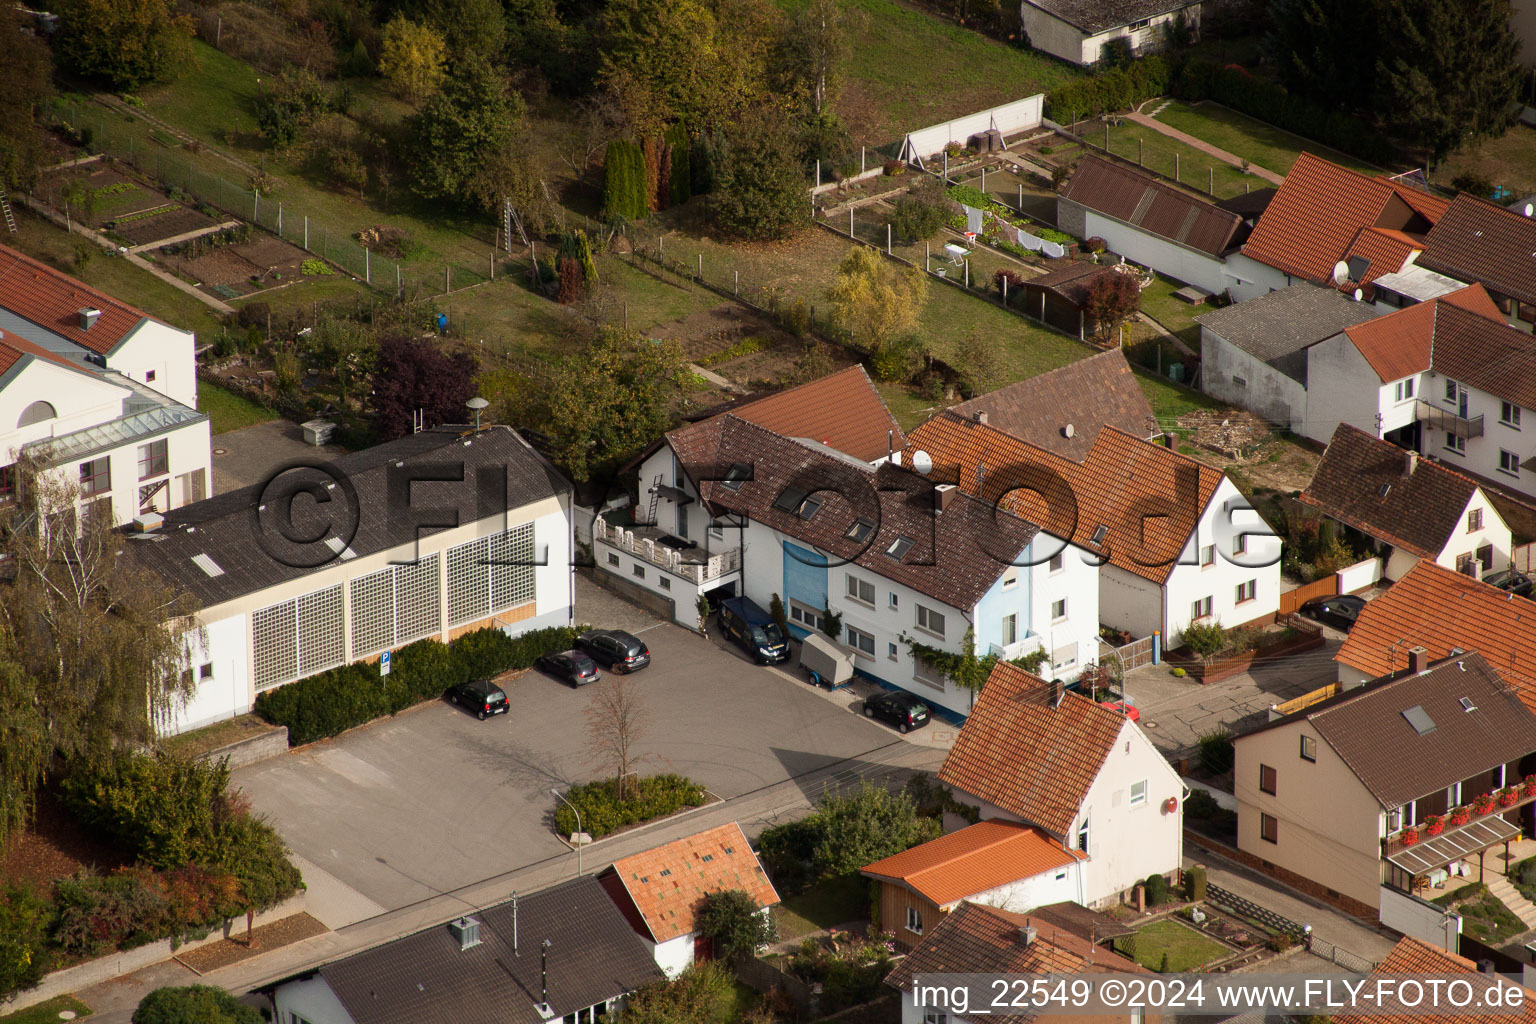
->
[[235, 577, 921, 915]]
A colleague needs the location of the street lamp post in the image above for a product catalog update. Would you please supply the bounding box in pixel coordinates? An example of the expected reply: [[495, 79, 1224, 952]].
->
[[551, 788, 584, 876]]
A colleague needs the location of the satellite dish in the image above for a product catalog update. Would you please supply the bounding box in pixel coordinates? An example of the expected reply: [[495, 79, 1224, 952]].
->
[[1525, 203, 1533, 218], [1332, 260, 1350, 286], [1353, 288, 1364, 302], [911, 450, 933, 476]]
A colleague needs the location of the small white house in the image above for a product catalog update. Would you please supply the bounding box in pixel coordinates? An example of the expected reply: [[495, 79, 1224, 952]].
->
[[598, 821, 778, 978], [939, 663, 1185, 907], [1021, 0, 1200, 65]]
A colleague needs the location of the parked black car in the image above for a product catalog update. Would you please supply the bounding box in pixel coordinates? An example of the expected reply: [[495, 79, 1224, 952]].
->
[[862, 690, 931, 734], [1483, 568, 1535, 597], [575, 630, 651, 673], [717, 596, 790, 663], [1298, 594, 1367, 632], [536, 649, 601, 686], [446, 678, 509, 719]]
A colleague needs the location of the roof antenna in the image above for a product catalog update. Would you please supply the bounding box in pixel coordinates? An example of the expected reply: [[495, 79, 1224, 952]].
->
[[888, 429, 893, 459], [512, 892, 518, 955]]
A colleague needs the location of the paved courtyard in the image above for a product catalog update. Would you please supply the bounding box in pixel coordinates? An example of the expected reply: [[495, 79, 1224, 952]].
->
[[211, 419, 345, 494], [235, 576, 938, 916]]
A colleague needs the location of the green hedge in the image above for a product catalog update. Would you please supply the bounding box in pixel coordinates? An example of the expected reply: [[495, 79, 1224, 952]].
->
[[1170, 58, 1394, 166], [1046, 57, 1168, 125], [253, 625, 586, 746], [552, 774, 708, 840]]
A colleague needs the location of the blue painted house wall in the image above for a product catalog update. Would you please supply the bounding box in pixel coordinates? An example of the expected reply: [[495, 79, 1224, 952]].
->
[[781, 542, 828, 639], [972, 539, 1035, 651]]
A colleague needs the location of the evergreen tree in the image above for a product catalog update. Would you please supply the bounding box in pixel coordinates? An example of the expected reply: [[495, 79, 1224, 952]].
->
[[710, 104, 808, 241], [1373, 0, 1521, 165], [403, 57, 526, 207], [666, 124, 691, 206], [1261, 0, 1379, 109]]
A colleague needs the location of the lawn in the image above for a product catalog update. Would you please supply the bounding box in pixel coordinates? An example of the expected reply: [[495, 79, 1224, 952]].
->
[[0, 996, 92, 1024], [779, 0, 1082, 145], [773, 874, 871, 940], [1434, 123, 1536, 197], [1152, 100, 1383, 178], [1136, 369, 1222, 431], [198, 379, 278, 434], [1095, 120, 1265, 200], [1122, 918, 1228, 972], [1138, 273, 1206, 336], [1433, 882, 1527, 945]]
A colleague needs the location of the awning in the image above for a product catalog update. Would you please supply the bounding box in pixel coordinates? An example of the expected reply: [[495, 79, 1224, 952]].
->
[[1386, 815, 1522, 875], [651, 484, 693, 505]]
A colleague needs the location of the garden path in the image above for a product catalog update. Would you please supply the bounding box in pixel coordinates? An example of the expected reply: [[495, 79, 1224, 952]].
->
[[1126, 112, 1286, 186]]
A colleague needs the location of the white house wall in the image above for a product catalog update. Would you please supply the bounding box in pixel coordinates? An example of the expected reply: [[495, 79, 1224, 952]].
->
[[1021, 1, 1199, 65], [1301, 333, 1387, 445], [1200, 327, 1307, 432], [166, 612, 251, 734], [1099, 567, 1161, 639], [1072, 720, 1184, 905], [1162, 478, 1281, 644], [273, 976, 358, 1024], [651, 933, 695, 979], [969, 861, 1084, 913], [1431, 492, 1511, 577], [1222, 254, 1294, 303], [1076, 6, 1201, 63], [110, 320, 198, 408], [1075, 208, 1229, 295], [1423, 370, 1536, 501], [0, 357, 131, 451]]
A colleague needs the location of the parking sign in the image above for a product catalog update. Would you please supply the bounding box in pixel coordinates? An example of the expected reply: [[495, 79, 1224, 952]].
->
[[380, 650, 391, 677]]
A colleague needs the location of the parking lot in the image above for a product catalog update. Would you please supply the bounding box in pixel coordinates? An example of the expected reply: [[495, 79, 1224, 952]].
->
[[235, 577, 931, 915]]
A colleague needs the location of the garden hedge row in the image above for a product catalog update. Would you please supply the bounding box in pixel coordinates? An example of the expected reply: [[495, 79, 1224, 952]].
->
[[1170, 59, 1395, 166], [1045, 57, 1169, 125], [253, 624, 587, 746], [551, 774, 708, 840]]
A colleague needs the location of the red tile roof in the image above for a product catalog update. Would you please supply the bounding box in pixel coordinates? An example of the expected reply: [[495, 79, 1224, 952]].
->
[[939, 662, 1126, 836], [683, 365, 903, 464], [885, 900, 1145, 1016], [606, 822, 779, 944], [1430, 299, 1536, 411], [0, 242, 163, 356], [1419, 193, 1536, 308], [1342, 227, 1418, 288], [1336, 560, 1536, 707], [1341, 283, 1504, 382], [1242, 153, 1449, 285], [860, 821, 1083, 907], [905, 414, 1226, 584], [1336, 937, 1536, 1024]]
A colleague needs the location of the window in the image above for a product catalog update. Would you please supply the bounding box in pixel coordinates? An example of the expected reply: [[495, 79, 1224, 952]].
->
[[906, 906, 923, 935], [789, 601, 824, 632], [1300, 735, 1317, 762], [607, 551, 620, 566], [847, 625, 875, 657], [1191, 595, 1213, 620], [888, 642, 898, 661], [1236, 579, 1257, 604], [0, 464, 13, 504], [913, 655, 947, 689], [1469, 508, 1484, 533], [1002, 571, 1019, 589], [1130, 779, 1147, 807], [1446, 379, 1460, 403], [885, 536, 915, 560], [1200, 544, 1215, 567], [1259, 764, 1277, 795], [720, 463, 750, 491], [845, 517, 875, 543], [1260, 813, 1278, 844], [254, 584, 345, 690], [177, 468, 206, 505], [1051, 598, 1067, 621], [1090, 524, 1108, 545], [1002, 613, 1018, 645], [199, 663, 214, 680], [889, 592, 899, 609], [137, 439, 168, 480], [79, 457, 110, 497], [1232, 374, 1248, 388], [915, 604, 945, 637], [1233, 532, 1248, 556], [1503, 402, 1522, 428], [1446, 431, 1465, 453], [1130, 16, 1151, 27], [145, 369, 156, 383], [658, 576, 671, 590], [709, 523, 724, 541], [923, 1015, 949, 1024], [1048, 551, 1065, 573], [1077, 815, 1089, 852], [1395, 378, 1416, 402], [1457, 551, 1476, 575], [845, 574, 875, 605], [632, 564, 645, 579], [1501, 450, 1521, 477]]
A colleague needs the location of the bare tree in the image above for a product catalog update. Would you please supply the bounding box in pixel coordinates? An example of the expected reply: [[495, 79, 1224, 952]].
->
[[556, 92, 622, 189], [584, 674, 649, 799]]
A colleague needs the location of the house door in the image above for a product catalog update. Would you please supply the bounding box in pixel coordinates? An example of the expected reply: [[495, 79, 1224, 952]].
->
[[693, 932, 714, 963]]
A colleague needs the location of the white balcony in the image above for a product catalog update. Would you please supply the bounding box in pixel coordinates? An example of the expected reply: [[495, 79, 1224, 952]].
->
[[594, 515, 740, 585]]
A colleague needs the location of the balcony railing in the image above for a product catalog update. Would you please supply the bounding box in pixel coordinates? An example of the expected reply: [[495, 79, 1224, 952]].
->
[[1415, 400, 1485, 439], [1384, 789, 1536, 859], [594, 516, 740, 585]]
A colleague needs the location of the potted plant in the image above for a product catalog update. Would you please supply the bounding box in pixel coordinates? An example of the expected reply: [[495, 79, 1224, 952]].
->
[[1524, 774, 1536, 798], [1426, 815, 1446, 836], [1449, 806, 1471, 827], [1400, 826, 1420, 846], [1500, 786, 1520, 807], [1473, 792, 1497, 816]]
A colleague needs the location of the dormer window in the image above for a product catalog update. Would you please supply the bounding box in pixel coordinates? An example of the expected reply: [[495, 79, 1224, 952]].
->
[[885, 536, 914, 560], [1090, 524, 1108, 546], [845, 517, 875, 543], [773, 486, 808, 513], [720, 463, 750, 491]]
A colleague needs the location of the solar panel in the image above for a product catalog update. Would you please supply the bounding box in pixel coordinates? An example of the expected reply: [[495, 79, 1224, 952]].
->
[[191, 553, 224, 578]]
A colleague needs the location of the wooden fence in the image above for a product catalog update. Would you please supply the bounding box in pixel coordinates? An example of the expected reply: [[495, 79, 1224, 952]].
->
[[1279, 576, 1338, 616], [1514, 543, 1536, 573]]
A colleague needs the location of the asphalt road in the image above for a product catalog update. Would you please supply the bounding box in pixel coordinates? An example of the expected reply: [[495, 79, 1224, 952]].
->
[[235, 577, 921, 912]]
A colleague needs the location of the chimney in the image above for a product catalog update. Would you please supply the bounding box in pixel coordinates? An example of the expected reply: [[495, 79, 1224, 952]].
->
[[447, 916, 481, 951], [1406, 451, 1419, 476], [1161, 433, 1174, 449], [1408, 646, 1429, 675], [1050, 678, 1063, 709], [973, 410, 988, 425], [78, 308, 101, 331], [1021, 923, 1038, 946], [935, 483, 956, 512]]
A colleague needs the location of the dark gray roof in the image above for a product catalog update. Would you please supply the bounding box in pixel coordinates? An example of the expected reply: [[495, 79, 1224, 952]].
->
[[319, 877, 665, 1024], [1023, 0, 1196, 34], [1246, 652, 1536, 808], [1196, 283, 1380, 384], [123, 425, 570, 607]]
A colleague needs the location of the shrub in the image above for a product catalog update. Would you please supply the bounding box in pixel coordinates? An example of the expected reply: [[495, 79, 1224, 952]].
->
[[1185, 864, 1207, 901], [1452, 172, 1496, 199], [218, 815, 302, 912], [254, 625, 584, 744], [883, 159, 906, 176], [1084, 236, 1107, 254], [1179, 619, 1227, 659], [756, 817, 822, 896], [133, 985, 263, 1024], [698, 889, 777, 961], [551, 774, 707, 839], [0, 884, 51, 1000], [235, 302, 271, 330], [994, 267, 1026, 303], [1144, 872, 1170, 906], [300, 258, 332, 276], [61, 752, 229, 869], [1198, 729, 1235, 775], [1046, 57, 1167, 123]]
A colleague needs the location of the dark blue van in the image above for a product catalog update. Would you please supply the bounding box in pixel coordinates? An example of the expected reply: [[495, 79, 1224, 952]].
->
[[718, 597, 790, 663]]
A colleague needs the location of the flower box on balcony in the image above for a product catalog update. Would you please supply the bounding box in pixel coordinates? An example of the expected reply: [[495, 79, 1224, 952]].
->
[[1500, 787, 1520, 808], [1524, 775, 1536, 798], [1449, 807, 1471, 827], [1426, 816, 1445, 836], [1400, 827, 1420, 846], [1473, 794, 1497, 815]]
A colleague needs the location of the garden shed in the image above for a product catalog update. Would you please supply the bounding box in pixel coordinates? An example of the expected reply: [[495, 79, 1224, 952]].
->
[[1023, 260, 1120, 336]]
